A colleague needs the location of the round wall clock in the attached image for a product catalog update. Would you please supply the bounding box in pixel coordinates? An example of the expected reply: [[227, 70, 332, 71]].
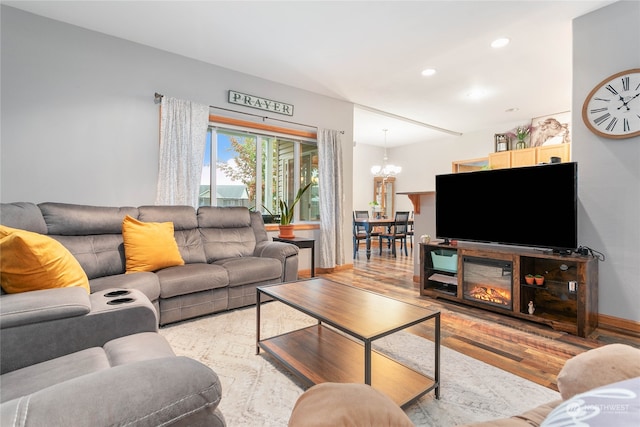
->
[[582, 68, 640, 139]]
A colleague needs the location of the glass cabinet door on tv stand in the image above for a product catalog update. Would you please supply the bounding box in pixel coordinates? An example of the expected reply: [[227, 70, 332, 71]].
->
[[420, 244, 459, 297]]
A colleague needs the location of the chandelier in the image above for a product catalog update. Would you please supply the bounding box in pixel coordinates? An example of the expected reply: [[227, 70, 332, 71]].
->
[[370, 129, 402, 177]]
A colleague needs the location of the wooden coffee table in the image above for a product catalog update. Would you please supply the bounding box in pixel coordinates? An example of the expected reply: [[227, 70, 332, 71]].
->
[[256, 278, 440, 407]]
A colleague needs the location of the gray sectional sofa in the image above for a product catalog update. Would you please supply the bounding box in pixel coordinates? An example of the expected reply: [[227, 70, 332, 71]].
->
[[0, 201, 300, 425], [0, 286, 226, 426], [0, 202, 299, 325]]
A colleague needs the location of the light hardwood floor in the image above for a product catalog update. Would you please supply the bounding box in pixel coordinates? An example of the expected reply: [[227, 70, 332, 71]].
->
[[313, 246, 640, 391]]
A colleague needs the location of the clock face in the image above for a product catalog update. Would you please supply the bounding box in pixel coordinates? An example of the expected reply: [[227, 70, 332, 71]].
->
[[582, 68, 640, 139]]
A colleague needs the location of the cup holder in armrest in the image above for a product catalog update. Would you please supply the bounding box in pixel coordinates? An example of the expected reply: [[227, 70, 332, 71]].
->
[[106, 298, 135, 305], [104, 290, 131, 298]]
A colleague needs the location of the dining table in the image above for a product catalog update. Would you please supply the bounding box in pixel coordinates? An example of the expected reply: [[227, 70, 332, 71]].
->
[[353, 217, 414, 260]]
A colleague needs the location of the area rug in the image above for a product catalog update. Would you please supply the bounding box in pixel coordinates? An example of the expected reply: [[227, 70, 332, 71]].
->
[[159, 302, 560, 426]]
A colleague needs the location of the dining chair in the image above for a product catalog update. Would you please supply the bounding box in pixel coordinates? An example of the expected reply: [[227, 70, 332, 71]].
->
[[378, 211, 410, 257], [406, 211, 414, 251], [353, 210, 371, 258]]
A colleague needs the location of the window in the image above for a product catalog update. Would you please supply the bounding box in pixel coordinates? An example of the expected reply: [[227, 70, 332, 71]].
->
[[201, 125, 319, 223]]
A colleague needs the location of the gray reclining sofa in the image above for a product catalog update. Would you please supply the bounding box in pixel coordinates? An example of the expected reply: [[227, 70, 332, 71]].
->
[[0, 202, 299, 325], [0, 286, 226, 426]]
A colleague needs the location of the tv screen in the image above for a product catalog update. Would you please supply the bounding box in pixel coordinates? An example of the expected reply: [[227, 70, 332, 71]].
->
[[435, 162, 578, 251]]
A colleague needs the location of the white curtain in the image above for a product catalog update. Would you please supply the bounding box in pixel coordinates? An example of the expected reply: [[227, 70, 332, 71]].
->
[[318, 128, 345, 268], [155, 97, 209, 207]]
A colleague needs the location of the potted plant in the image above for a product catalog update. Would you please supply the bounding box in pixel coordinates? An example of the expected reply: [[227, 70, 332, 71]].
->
[[267, 182, 312, 238], [368, 200, 380, 218], [534, 274, 545, 286], [525, 274, 535, 285]]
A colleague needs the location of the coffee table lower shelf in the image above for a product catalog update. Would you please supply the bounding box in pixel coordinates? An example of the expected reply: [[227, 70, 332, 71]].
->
[[258, 324, 436, 407]]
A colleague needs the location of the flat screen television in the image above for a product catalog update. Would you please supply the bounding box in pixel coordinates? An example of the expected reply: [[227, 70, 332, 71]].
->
[[435, 162, 578, 251]]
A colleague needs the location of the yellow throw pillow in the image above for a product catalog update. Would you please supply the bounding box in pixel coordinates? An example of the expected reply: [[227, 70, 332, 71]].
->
[[0, 225, 90, 294], [122, 215, 184, 273]]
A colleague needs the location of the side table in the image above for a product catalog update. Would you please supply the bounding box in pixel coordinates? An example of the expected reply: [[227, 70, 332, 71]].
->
[[272, 236, 315, 277]]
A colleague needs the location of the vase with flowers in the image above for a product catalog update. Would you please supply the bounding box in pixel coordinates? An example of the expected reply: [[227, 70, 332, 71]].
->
[[509, 125, 532, 150]]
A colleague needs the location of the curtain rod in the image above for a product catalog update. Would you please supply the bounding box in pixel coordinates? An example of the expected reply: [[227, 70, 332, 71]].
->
[[154, 93, 344, 134]]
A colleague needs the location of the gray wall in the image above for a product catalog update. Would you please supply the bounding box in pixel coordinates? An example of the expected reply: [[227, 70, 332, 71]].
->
[[0, 6, 354, 261], [573, 1, 640, 322]]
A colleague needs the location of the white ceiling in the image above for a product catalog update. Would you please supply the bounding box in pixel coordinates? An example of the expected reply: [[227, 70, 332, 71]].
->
[[3, 0, 615, 147]]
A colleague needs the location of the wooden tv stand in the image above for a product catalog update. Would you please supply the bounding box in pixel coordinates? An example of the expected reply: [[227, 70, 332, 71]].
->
[[419, 242, 598, 337]]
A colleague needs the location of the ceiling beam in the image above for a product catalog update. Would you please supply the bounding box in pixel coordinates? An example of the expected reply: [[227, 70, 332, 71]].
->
[[355, 104, 463, 137]]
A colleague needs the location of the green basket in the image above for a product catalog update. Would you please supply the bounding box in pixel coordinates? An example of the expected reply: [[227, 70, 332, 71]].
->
[[431, 250, 458, 272]]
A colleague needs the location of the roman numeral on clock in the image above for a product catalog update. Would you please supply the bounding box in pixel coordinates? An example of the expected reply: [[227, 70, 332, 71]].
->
[[623, 118, 630, 132], [606, 117, 618, 131], [622, 77, 630, 91], [605, 84, 618, 95], [590, 107, 608, 114], [594, 112, 611, 125]]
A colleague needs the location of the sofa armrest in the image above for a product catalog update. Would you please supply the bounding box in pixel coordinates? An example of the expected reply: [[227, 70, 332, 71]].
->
[[456, 400, 561, 426], [0, 356, 226, 427], [254, 240, 298, 260], [0, 287, 90, 329], [0, 288, 158, 374], [255, 241, 299, 281], [556, 343, 640, 400]]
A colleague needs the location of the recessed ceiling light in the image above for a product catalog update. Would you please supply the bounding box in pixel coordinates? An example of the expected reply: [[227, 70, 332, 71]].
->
[[505, 107, 520, 112], [491, 38, 510, 48], [466, 88, 487, 99], [421, 68, 436, 77]]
